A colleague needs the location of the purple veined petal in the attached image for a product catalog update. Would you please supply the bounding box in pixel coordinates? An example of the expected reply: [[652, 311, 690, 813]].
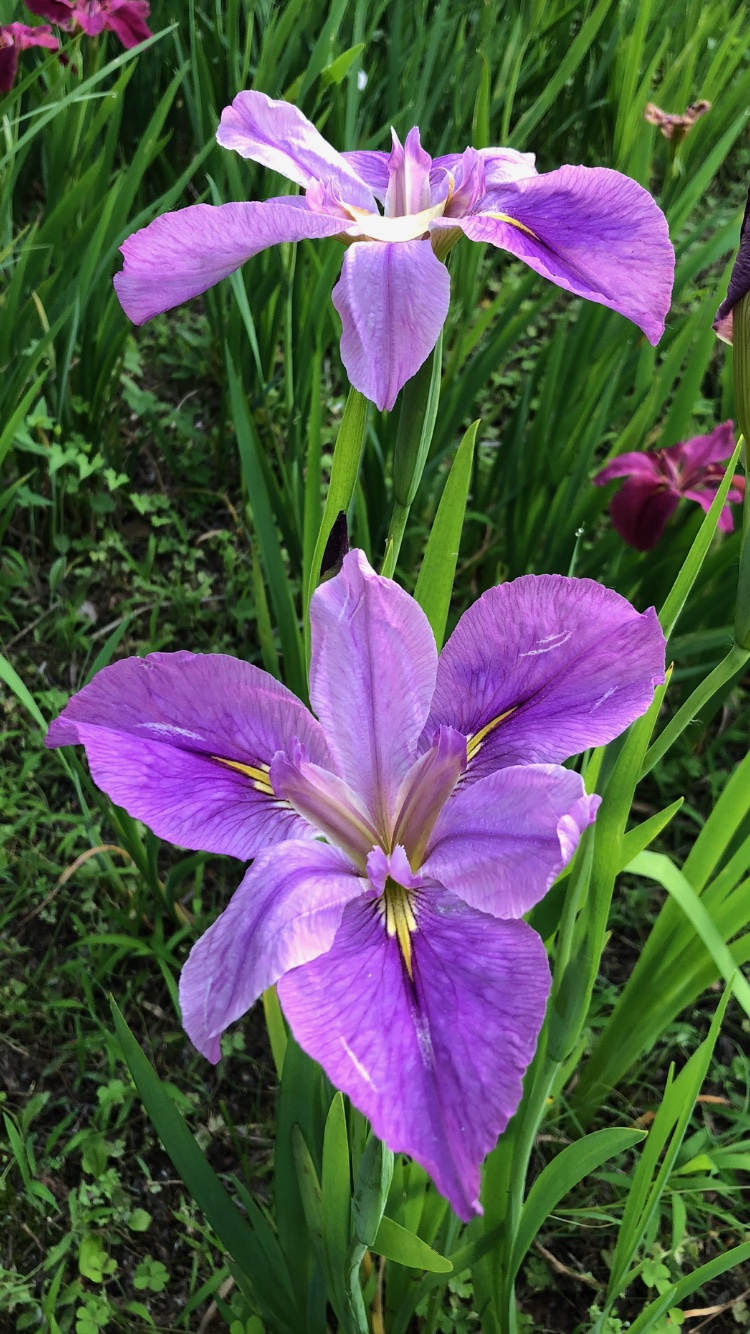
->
[[422, 764, 600, 918], [46, 651, 335, 859], [384, 127, 432, 218], [340, 149, 390, 200], [216, 90, 376, 212], [425, 573, 666, 782], [392, 726, 467, 867], [331, 237, 450, 411], [676, 420, 736, 473], [270, 747, 379, 869], [447, 164, 674, 345], [279, 887, 550, 1221], [609, 478, 679, 550], [432, 146, 537, 188], [593, 450, 664, 485], [180, 840, 365, 1063], [309, 550, 438, 835], [114, 199, 349, 325], [714, 188, 750, 344]]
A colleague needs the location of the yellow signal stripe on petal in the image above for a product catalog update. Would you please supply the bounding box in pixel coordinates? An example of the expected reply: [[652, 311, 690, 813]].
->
[[211, 755, 274, 796], [385, 883, 417, 981], [466, 706, 518, 762], [482, 211, 539, 240]]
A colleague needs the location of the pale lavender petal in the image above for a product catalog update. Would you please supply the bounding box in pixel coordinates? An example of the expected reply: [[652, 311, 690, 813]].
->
[[279, 888, 550, 1220], [714, 189, 750, 344], [593, 451, 663, 485], [216, 90, 375, 211], [392, 727, 466, 867], [341, 149, 390, 199], [46, 652, 333, 858], [180, 841, 364, 1063], [426, 574, 666, 781], [331, 238, 450, 411], [384, 127, 432, 217], [447, 165, 674, 344], [423, 764, 599, 918], [439, 148, 486, 217], [114, 200, 348, 325], [677, 421, 736, 473], [366, 843, 421, 894], [309, 550, 437, 832], [608, 477, 679, 550], [270, 746, 379, 868]]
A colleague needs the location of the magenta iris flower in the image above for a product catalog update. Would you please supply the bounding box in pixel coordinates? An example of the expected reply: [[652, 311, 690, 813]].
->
[[0, 22, 58, 92], [46, 552, 665, 1217], [24, 0, 151, 49], [112, 91, 675, 411], [594, 421, 744, 551]]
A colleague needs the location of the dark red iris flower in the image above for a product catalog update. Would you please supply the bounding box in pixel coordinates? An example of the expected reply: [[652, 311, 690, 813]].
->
[[594, 421, 745, 551], [24, 0, 151, 50], [0, 21, 58, 93]]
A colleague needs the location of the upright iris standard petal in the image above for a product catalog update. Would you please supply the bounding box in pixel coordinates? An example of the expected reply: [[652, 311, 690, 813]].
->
[[384, 127, 432, 217], [180, 841, 364, 1063], [309, 550, 437, 831], [114, 200, 349, 325], [279, 887, 550, 1221], [270, 748, 380, 868], [422, 764, 600, 918], [445, 165, 674, 345], [425, 574, 666, 781], [432, 146, 537, 189], [217, 90, 376, 211], [45, 651, 334, 858], [331, 238, 451, 412]]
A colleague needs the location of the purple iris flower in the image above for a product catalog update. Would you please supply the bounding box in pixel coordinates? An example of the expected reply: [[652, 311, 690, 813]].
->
[[0, 21, 58, 92], [594, 421, 744, 551], [46, 552, 665, 1217], [112, 91, 675, 411]]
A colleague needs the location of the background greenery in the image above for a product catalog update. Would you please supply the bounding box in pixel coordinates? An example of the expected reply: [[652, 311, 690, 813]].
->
[[2, 0, 750, 1330]]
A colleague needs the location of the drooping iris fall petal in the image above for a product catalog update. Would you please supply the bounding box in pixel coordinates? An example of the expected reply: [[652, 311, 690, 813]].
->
[[425, 573, 666, 782], [114, 200, 349, 324], [45, 651, 334, 858], [331, 238, 451, 412], [278, 887, 550, 1221], [443, 165, 674, 345]]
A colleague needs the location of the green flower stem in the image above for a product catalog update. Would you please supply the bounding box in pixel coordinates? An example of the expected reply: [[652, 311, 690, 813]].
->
[[381, 499, 410, 579]]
